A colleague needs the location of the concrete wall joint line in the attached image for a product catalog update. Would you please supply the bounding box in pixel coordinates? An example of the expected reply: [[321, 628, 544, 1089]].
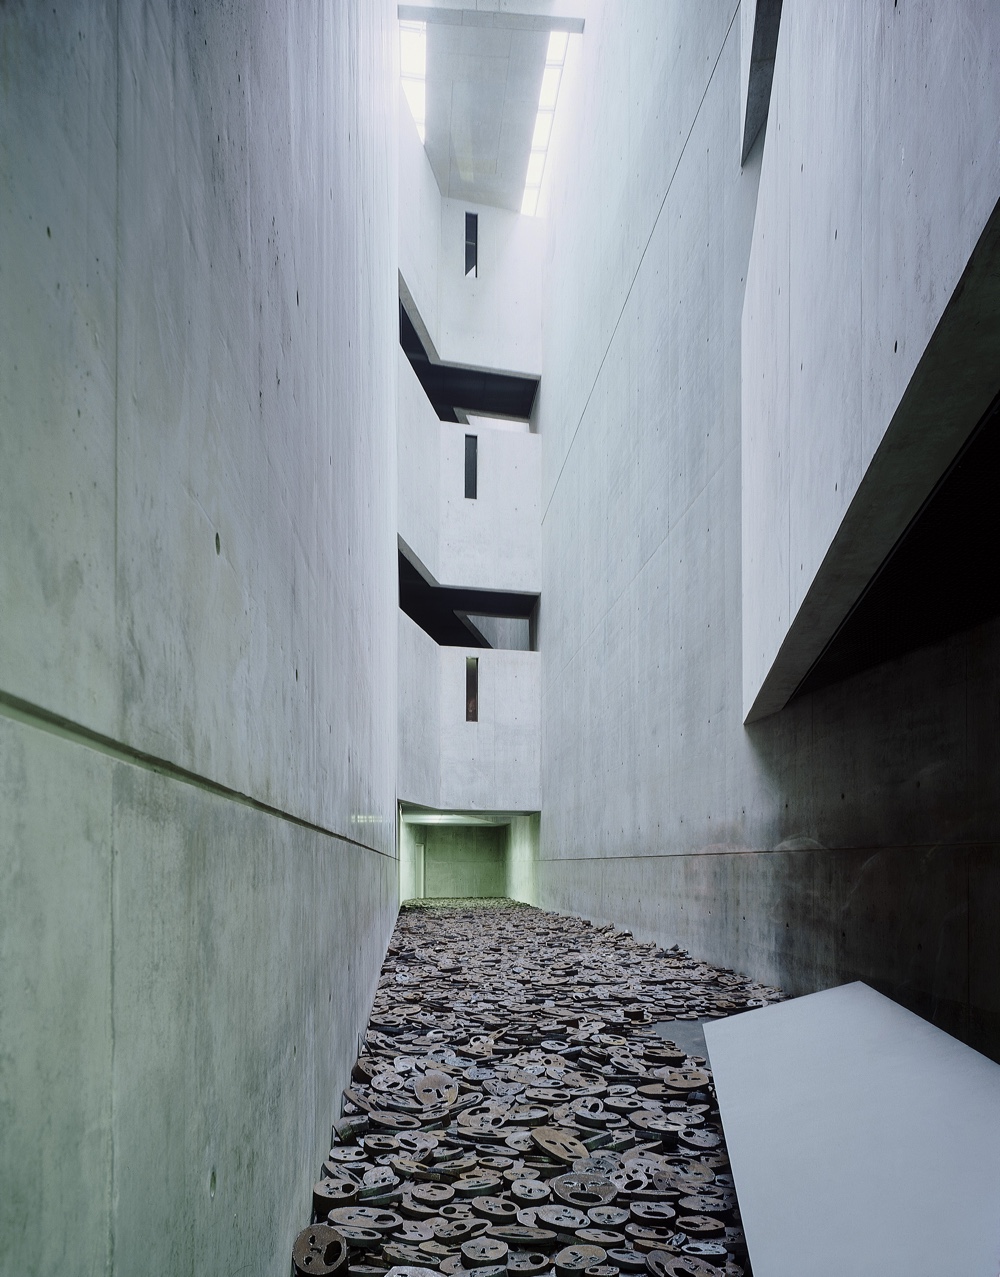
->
[[536, 842, 982, 861], [111, 5, 121, 1269], [0, 689, 395, 860], [540, 2, 740, 526]]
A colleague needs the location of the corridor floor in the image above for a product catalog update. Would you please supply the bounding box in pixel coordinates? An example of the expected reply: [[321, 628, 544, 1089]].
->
[[292, 900, 784, 1277]]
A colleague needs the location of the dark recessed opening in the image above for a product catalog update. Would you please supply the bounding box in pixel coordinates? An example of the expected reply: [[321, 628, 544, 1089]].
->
[[465, 434, 478, 499], [793, 386, 1000, 700], [466, 656, 479, 721], [465, 212, 478, 279]]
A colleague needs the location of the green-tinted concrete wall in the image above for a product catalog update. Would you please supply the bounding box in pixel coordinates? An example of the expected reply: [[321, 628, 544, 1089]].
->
[[0, 2, 398, 1272], [424, 826, 507, 897], [507, 813, 539, 903]]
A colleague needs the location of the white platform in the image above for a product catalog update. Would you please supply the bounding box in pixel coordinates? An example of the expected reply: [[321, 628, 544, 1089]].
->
[[704, 983, 1000, 1277]]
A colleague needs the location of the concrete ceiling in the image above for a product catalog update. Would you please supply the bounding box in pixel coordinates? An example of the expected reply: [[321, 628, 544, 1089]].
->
[[399, 4, 585, 212]]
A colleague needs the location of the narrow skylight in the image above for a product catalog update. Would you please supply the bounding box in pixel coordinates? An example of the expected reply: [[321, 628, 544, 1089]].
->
[[400, 20, 427, 143], [521, 29, 570, 216]]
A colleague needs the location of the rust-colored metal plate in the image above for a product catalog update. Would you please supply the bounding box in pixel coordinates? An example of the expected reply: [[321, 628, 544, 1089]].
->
[[550, 1173, 618, 1208], [292, 1225, 348, 1276], [295, 904, 777, 1277], [460, 1237, 510, 1267], [674, 1215, 725, 1238], [555, 1243, 609, 1276], [531, 1127, 591, 1163]]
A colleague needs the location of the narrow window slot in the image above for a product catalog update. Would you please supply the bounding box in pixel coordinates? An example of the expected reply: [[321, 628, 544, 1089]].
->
[[465, 434, 478, 499], [465, 211, 478, 278], [466, 657, 479, 722]]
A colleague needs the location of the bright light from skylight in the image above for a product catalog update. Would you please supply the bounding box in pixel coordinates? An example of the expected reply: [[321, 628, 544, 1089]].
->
[[400, 20, 427, 143], [521, 29, 570, 217]]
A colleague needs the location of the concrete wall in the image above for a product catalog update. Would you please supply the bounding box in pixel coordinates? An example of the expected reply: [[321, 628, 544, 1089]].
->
[[399, 819, 426, 901], [535, 0, 1000, 1061], [507, 812, 540, 903], [398, 96, 544, 374], [438, 420, 540, 593], [399, 351, 542, 594], [742, 0, 1000, 719], [399, 612, 443, 809], [0, 3, 398, 1273], [398, 614, 541, 812], [438, 197, 545, 377], [424, 824, 508, 897], [439, 646, 541, 812], [399, 97, 442, 356]]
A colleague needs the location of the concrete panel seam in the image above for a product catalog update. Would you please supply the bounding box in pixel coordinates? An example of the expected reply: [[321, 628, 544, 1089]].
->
[[536, 842, 985, 860], [540, 3, 740, 525], [0, 689, 395, 859]]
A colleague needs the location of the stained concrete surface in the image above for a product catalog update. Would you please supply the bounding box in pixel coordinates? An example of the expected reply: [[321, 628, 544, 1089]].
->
[[0, 1, 399, 1273], [423, 824, 508, 897], [398, 612, 541, 814], [534, 0, 1000, 1063], [743, 0, 1000, 719], [655, 1019, 710, 1060]]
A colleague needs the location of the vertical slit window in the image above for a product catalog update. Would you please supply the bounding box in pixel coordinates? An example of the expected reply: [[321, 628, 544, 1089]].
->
[[465, 211, 478, 277], [465, 434, 478, 499], [466, 657, 479, 722]]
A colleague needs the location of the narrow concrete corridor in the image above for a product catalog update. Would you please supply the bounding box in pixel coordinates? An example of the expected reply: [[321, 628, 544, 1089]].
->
[[292, 902, 783, 1276]]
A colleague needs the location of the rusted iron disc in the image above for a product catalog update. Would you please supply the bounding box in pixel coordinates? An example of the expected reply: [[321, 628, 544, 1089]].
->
[[536, 1204, 592, 1234], [294, 903, 783, 1277], [507, 1251, 552, 1275], [460, 1237, 509, 1267], [314, 1179, 360, 1214], [326, 1208, 403, 1234], [292, 1225, 348, 1276], [532, 1127, 591, 1163], [554, 1244, 609, 1276], [674, 1214, 725, 1238]]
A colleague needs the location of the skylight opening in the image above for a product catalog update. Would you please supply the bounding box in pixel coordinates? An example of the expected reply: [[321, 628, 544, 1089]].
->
[[400, 20, 427, 143], [521, 29, 570, 217]]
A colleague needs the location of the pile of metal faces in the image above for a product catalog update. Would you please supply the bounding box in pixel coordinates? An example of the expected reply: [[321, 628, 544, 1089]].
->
[[292, 901, 783, 1277]]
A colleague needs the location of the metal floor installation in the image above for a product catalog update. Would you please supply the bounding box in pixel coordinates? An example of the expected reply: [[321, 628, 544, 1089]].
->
[[291, 900, 784, 1277]]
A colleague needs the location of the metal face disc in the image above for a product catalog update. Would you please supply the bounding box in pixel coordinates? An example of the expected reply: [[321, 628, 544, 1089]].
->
[[292, 904, 779, 1277], [292, 1225, 348, 1276], [507, 1251, 551, 1275], [550, 1173, 618, 1208], [460, 1237, 510, 1267], [554, 1244, 609, 1276]]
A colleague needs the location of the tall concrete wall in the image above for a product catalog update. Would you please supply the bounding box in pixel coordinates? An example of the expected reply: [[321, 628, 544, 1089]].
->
[[398, 352, 541, 595], [437, 197, 544, 378], [742, 0, 1000, 719], [536, 0, 1000, 1060], [398, 614, 541, 813], [398, 95, 544, 374], [0, 3, 398, 1273], [507, 812, 540, 903]]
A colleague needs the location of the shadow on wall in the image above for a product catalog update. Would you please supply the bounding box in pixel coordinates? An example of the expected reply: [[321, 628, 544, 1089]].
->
[[743, 613, 1000, 1058]]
